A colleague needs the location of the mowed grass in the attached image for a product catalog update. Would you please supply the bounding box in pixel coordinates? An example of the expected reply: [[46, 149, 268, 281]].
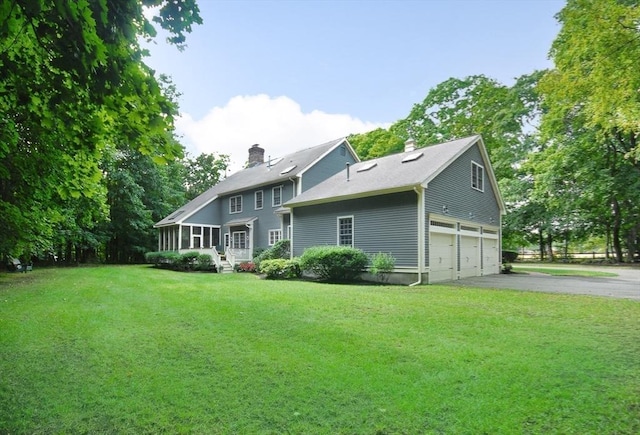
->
[[1, 266, 639, 434], [512, 265, 619, 278]]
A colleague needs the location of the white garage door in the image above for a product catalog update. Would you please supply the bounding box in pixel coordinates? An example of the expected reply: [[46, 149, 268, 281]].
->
[[459, 235, 479, 278], [429, 232, 455, 283], [483, 236, 499, 275]]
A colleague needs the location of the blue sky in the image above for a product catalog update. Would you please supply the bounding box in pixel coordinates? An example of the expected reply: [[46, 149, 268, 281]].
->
[[144, 0, 565, 172]]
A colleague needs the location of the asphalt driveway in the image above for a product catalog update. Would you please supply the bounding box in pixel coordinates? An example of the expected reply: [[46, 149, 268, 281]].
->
[[445, 265, 640, 300]]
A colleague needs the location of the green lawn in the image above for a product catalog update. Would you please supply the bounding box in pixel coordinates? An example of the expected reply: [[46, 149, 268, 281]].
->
[[512, 265, 619, 277], [1, 266, 639, 434]]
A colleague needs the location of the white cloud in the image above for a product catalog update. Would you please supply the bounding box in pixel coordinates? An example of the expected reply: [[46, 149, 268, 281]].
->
[[175, 94, 387, 174]]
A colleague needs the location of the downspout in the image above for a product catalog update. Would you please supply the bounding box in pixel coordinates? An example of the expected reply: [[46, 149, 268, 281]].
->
[[289, 177, 297, 259], [410, 186, 425, 286]]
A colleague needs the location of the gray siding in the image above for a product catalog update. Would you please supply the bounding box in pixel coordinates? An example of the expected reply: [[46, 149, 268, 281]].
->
[[292, 191, 418, 266], [220, 181, 295, 250], [424, 144, 500, 224], [301, 143, 357, 192], [184, 200, 222, 225], [424, 143, 501, 264]]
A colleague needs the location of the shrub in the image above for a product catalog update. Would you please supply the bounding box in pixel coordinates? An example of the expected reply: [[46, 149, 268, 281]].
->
[[370, 252, 396, 283], [502, 250, 519, 263], [259, 259, 301, 280], [178, 252, 200, 271], [236, 261, 256, 273], [254, 239, 290, 269], [299, 246, 368, 282], [196, 254, 216, 272], [145, 251, 181, 268], [145, 251, 216, 272]]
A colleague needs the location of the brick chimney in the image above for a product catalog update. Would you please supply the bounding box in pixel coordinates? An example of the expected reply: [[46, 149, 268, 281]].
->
[[404, 139, 416, 152], [248, 144, 265, 167]]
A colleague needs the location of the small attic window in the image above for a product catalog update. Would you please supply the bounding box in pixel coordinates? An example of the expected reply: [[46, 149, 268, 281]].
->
[[168, 210, 185, 221], [402, 152, 424, 163], [280, 165, 297, 175], [356, 162, 377, 172]]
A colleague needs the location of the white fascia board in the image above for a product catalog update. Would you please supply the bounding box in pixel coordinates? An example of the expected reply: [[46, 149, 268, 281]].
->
[[155, 194, 220, 228], [296, 138, 360, 179], [476, 137, 507, 215]]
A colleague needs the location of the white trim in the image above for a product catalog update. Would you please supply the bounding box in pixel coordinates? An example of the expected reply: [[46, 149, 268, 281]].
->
[[337, 215, 354, 247], [297, 138, 361, 179], [272, 185, 283, 207], [471, 161, 484, 192], [229, 195, 242, 214], [268, 229, 282, 246], [232, 231, 247, 249], [254, 190, 264, 210]]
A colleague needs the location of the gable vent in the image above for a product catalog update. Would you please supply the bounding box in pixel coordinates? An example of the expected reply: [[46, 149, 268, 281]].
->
[[356, 162, 377, 172], [402, 152, 423, 163]]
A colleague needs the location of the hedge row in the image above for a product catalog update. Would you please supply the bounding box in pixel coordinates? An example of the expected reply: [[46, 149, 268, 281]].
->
[[144, 251, 217, 272]]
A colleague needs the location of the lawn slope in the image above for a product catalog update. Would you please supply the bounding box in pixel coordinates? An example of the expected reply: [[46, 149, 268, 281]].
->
[[1, 266, 639, 433]]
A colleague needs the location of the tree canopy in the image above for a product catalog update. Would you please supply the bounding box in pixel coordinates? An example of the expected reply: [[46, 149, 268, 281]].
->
[[0, 0, 202, 261]]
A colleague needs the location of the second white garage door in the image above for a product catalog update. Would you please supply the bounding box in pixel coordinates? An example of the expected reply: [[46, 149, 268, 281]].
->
[[459, 235, 479, 278]]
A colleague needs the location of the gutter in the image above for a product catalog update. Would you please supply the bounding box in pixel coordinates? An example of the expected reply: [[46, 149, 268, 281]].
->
[[410, 186, 425, 286]]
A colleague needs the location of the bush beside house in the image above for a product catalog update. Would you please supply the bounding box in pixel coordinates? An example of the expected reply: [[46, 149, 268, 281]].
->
[[299, 246, 368, 283], [254, 239, 290, 270], [144, 251, 216, 272], [259, 259, 302, 280]]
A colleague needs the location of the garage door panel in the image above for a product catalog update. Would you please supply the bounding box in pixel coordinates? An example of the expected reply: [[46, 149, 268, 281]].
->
[[429, 233, 455, 283], [483, 237, 499, 275], [460, 236, 479, 278]]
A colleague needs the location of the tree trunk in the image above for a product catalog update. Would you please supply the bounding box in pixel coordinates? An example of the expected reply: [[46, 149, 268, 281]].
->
[[611, 197, 623, 262], [538, 230, 545, 261], [546, 232, 554, 262]]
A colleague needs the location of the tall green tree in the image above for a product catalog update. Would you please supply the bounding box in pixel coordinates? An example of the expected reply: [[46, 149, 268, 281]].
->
[[539, 0, 640, 261], [541, 0, 640, 164], [0, 0, 202, 261], [183, 152, 230, 200], [348, 128, 404, 160]]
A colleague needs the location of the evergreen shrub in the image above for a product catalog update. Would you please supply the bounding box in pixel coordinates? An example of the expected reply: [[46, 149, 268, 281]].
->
[[254, 239, 290, 269], [259, 259, 301, 280], [299, 246, 368, 282]]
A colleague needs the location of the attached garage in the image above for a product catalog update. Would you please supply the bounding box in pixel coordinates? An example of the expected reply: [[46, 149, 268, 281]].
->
[[429, 231, 456, 282], [459, 233, 480, 279], [481, 229, 500, 275], [428, 216, 499, 283]]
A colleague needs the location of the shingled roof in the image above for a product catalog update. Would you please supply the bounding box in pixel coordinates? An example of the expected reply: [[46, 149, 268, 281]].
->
[[285, 135, 501, 208], [155, 138, 352, 227]]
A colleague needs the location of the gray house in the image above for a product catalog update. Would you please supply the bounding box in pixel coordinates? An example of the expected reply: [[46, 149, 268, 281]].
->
[[285, 135, 505, 284], [154, 138, 359, 270]]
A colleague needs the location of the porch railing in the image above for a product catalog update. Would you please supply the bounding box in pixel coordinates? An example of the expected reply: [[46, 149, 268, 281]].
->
[[225, 248, 251, 266]]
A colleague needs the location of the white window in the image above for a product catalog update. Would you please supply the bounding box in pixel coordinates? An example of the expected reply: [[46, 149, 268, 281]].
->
[[255, 190, 263, 210], [230, 195, 242, 213], [232, 231, 246, 249], [268, 229, 282, 246], [272, 186, 282, 207], [472, 161, 484, 192], [337, 216, 353, 247]]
